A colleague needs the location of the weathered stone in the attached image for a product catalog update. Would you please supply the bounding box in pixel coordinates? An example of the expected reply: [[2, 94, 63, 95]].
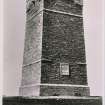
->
[[3, 0, 102, 105], [44, 0, 83, 15], [3, 96, 102, 105], [23, 12, 43, 65], [40, 85, 90, 96], [19, 0, 89, 96]]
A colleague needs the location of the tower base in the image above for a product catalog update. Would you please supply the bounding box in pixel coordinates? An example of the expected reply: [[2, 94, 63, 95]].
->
[[3, 96, 102, 105], [19, 84, 90, 96]]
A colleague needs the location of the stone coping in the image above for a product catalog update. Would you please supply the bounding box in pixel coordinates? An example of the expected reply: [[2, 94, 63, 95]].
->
[[3, 96, 102, 100], [21, 83, 89, 88]]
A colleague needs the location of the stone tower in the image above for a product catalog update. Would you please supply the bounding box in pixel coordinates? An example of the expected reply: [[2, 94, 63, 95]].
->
[[19, 0, 90, 96]]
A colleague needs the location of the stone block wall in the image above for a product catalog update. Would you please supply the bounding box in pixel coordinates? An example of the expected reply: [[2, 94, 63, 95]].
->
[[3, 97, 102, 105], [44, 0, 83, 15], [40, 85, 90, 96], [21, 62, 41, 86], [20, 0, 89, 96], [42, 10, 85, 63], [41, 10, 87, 85], [20, 11, 43, 96], [41, 62, 87, 85], [19, 85, 40, 96], [23, 12, 43, 65]]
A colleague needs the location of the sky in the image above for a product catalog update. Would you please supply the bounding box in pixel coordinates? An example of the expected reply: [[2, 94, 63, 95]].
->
[[3, 0, 104, 96]]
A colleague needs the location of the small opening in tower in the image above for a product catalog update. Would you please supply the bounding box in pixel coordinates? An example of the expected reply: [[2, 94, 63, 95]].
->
[[60, 63, 70, 75]]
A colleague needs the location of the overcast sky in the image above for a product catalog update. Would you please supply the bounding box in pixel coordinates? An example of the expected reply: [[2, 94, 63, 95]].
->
[[3, 0, 104, 96]]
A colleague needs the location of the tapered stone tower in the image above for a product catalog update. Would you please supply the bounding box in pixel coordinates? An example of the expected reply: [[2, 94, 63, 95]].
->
[[19, 0, 90, 96]]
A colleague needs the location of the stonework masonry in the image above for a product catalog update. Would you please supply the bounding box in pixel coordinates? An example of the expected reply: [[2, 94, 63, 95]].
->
[[19, 0, 90, 96], [3, 0, 102, 105], [3, 96, 102, 105]]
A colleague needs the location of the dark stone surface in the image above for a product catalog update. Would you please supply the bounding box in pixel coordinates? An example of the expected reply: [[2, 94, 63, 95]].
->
[[42, 10, 87, 85], [3, 96, 102, 105], [40, 85, 90, 96], [41, 62, 87, 85], [44, 0, 83, 15]]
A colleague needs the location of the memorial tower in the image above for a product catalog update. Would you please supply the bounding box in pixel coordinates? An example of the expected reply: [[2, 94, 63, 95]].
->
[[19, 0, 90, 96]]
